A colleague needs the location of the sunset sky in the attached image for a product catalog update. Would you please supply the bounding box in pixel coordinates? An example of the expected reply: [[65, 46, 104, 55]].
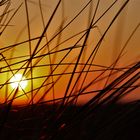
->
[[0, 0, 140, 105]]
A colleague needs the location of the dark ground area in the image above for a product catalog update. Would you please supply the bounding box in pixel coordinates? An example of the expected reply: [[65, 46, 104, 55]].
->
[[0, 102, 140, 140]]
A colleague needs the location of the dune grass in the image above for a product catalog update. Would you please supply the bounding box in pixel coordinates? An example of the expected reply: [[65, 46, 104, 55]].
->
[[0, 0, 140, 139]]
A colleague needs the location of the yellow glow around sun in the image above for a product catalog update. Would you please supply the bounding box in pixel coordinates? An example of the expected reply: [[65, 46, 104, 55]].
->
[[10, 74, 28, 90]]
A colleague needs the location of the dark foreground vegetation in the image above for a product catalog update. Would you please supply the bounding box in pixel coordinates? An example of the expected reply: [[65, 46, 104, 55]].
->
[[0, 102, 140, 140], [0, 0, 140, 139]]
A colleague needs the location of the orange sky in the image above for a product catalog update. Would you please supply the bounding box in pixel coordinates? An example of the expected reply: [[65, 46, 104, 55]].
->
[[0, 0, 140, 105]]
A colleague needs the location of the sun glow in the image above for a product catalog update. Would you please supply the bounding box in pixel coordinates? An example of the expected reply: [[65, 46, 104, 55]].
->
[[10, 74, 28, 90]]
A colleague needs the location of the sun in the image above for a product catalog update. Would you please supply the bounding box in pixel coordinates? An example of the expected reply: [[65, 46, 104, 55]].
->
[[10, 74, 28, 90]]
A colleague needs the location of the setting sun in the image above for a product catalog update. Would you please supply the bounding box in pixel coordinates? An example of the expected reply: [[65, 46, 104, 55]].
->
[[10, 74, 28, 91]]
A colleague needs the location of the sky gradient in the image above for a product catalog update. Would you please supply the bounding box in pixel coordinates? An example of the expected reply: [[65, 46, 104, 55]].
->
[[0, 0, 140, 105]]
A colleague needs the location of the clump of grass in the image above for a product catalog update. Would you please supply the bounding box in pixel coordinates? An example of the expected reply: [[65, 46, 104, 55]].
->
[[0, 0, 140, 139]]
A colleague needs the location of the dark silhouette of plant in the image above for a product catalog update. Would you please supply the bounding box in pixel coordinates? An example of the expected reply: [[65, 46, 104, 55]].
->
[[0, 0, 140, 139]]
